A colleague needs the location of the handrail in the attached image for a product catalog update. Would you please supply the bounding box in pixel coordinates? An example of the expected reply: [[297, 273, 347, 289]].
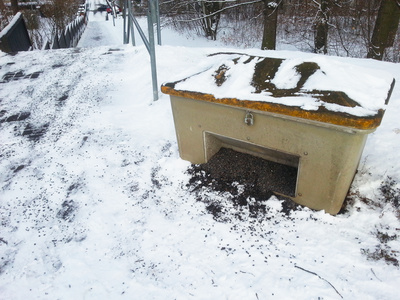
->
[[123, 0, 161, 101], [130, 10, 150, 52], [105, 0, 116, 26]]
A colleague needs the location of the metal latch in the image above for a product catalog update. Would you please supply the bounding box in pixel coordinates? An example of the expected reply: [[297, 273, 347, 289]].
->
[[244, 111, 254, 126]]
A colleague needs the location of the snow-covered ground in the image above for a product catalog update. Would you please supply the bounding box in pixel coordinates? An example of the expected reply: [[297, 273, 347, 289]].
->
[[1, 4, 400, 300]]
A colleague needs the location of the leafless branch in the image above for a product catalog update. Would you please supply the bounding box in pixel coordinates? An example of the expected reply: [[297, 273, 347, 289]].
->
[[173, 0, 263, 23], [265, 0, 284, 18], [295, 265, 343, 299]]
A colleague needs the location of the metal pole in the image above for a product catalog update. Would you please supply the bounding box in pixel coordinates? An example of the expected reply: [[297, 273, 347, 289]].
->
[[148, 2, 158, 101], [130, 12, 148, 51], [122, 0, 159, 101], [123, 0, 128, 44], [128, 0, 135, 46], [155, 0, 161, 45], [126, 4, 131, 44], [105, 0, 115, 26], [148, 0, 161, 44]]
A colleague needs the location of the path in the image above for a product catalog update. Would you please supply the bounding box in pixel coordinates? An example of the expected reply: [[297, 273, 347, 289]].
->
[[78, 0, 124, 48]]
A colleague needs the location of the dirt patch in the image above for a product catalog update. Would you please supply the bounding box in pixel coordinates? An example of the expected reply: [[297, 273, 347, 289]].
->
[[1, 111, 31, 123], [22, 123, 49, 142], [56, 200, 78, 222], [57, 94, 69, 106], [1, 71, 42, 83], [187, 147, 300, 221], [361, 228, 399, 267], [195, 148, 297, 197], [380, 176, 400, 210], [214, 64, 230, 86]]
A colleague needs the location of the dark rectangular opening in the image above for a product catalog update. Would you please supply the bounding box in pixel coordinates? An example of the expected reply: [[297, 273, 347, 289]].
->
[[204, 133, 299, 197]]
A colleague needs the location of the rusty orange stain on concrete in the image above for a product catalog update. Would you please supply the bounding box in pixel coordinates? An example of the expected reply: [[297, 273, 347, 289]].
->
[[161, 85, 384, 130]]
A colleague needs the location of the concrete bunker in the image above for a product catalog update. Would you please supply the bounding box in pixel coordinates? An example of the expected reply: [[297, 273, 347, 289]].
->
[[161, 52, 395, 215]]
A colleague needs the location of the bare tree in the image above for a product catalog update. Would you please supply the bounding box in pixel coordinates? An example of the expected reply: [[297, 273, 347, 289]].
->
[[0, 0, 8, 30], [163, 0, 277, 44], [313, 0, 331, 54], [261, 0, 279, 50], [367, 0, 400, 60], [41, 0, 81, 34], [162, 0, 399, 62], [199, 0, 225, 40], [10, 0, 19, 14]]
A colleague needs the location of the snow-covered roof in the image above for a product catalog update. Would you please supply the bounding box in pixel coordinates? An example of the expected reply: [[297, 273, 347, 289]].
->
[[162, 52, 395, 130]]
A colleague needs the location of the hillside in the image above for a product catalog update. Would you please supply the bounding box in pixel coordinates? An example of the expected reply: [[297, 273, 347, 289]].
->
[[1, 6, 400, 300]]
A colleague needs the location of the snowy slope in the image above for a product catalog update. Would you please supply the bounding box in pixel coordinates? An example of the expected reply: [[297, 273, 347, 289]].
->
[[0, 6, 400, 300]]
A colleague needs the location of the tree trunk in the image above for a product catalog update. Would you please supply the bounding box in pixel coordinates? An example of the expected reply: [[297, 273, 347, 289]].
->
[[10, 0, 19, 14], [261, 0, 279, 50], [367, 0, 400, 60], [314, 0, 330, 54], [199, 1, 224, 40], [0, 0, 6, 11]]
